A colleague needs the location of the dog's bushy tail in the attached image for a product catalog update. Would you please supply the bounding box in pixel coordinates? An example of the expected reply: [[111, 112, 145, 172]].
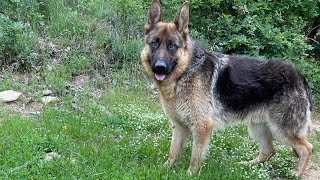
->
[[301, 74, 312, 111]]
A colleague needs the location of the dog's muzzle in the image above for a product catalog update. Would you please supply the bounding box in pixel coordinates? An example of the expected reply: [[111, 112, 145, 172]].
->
[[152, 60, 167, 81]]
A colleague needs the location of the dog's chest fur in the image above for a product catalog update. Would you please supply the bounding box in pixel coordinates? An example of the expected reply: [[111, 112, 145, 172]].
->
[[156, 48, 219, 127], [158, 78, 214, 128]]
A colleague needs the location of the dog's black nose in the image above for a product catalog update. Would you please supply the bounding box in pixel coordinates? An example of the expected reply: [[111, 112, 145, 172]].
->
[[154, 60, 167, 73]]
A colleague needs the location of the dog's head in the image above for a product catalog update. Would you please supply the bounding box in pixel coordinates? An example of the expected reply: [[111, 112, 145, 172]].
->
[[141, 0, 191, 82]]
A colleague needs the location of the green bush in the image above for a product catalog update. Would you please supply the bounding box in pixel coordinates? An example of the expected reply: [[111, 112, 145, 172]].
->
[[162, 0, 318, 59], [0, 0, 44, 70], [160, 0, 320, 104], [0, 0, 319, 105], [99, 0, 147, 69]]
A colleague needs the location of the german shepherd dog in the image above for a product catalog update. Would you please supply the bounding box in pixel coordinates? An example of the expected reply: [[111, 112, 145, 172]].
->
[[141, 0, 313, 176]]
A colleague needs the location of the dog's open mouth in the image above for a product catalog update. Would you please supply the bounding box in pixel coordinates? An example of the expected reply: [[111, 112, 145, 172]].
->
[[155, 73, 166, 81]]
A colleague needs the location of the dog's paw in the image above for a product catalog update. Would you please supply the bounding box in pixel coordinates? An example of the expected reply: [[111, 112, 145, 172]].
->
[[291, 166, 304, 177], [163, 161, 170, 167], [163, 158, 174, 167], [187, 165, 200, 176], [291, 169, 302, 177], [187, 167, 194, 176], [238, 161, 250, 165], [247, 158, 261, 164], [239, 158, 261, 166]]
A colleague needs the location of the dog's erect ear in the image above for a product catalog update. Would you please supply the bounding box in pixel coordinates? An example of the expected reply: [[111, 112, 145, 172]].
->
[[174, 2, 189, 39], [145, 0, 162, 34]]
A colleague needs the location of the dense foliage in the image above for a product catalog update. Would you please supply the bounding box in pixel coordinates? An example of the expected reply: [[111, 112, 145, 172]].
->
[[162, 0, 320, 97], [0, 0, 319, 102], [0, 0, 42, 69]]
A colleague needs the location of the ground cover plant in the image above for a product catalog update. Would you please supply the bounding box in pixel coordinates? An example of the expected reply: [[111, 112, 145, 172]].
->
[[0, 0, 319, 179], [1, 81, 319, 179]]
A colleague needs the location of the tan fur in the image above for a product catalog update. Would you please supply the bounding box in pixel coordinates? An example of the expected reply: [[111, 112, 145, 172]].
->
[[142, 39, 214, 175], [141, 20, 213, 173]]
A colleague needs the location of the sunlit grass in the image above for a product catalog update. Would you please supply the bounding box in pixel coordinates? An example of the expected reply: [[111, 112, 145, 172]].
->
[[0, 0, 318, 178], [0, 83, 307, 179]]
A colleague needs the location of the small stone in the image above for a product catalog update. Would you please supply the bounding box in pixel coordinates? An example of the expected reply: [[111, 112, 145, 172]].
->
[[72, 103, 84, 113], [65, 81, 71, 88], [43, 152, 61, 161], [42, 96, 59, 104], [0, 90, 22, 103], [70, 157, 76, 164], [98, 105, 112, 116], [30, 111, 41, 115], [43, 89, 53, 96]]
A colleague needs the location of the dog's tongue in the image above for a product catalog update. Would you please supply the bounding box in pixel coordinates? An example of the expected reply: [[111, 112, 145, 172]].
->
[[155, 73, 166, 81]]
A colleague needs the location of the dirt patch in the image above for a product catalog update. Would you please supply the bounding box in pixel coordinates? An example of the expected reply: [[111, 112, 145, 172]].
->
[[303, 162, 320, 180], [68, 72, 107, 99], [1, 72, 109, 116], [70, 73, 91, 87], [2, 94, 43, 116]]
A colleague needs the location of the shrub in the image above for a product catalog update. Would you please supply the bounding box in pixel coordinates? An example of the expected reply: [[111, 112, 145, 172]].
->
[[0, 0, 44, 70], [99, 0, 147, 69], [159, 0, 320, 105]]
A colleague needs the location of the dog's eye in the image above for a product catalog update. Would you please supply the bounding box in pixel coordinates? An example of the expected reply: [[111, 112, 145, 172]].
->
[[151, 41, 159, 48], [168, 44, 177, 50]]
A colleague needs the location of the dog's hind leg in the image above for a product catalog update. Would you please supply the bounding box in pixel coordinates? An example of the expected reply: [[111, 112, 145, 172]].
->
[[289, 137, 313, 176], [164, 122, 190, 167], [277, 125, 313, 176], [188, 117, 213, 175], [247, 123, 276, 164], [272, 96, 313, 176]]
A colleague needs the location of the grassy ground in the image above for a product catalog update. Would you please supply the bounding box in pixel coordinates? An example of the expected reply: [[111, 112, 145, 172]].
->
[[0, 69, 319, 179], [1, 0, 319, 179]]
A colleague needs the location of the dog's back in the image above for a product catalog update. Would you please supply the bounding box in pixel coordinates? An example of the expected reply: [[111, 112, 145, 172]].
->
[[215, 55, 309, 113]]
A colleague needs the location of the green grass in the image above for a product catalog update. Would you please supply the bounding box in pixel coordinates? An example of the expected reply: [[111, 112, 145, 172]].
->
[[0, 0, 319, 179], [1, 77, 314, 179]]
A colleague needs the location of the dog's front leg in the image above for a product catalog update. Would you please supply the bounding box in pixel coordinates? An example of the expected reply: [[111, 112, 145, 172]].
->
[[164, 122, 189, 166], [188, 118, 213, 176]]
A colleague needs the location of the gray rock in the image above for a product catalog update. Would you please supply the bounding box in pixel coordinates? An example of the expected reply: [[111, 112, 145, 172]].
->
[[0, 90, 22, 103], [43, 89, 53, 96], [42, 96, 59, 104], [43, 152, 61, 161]]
